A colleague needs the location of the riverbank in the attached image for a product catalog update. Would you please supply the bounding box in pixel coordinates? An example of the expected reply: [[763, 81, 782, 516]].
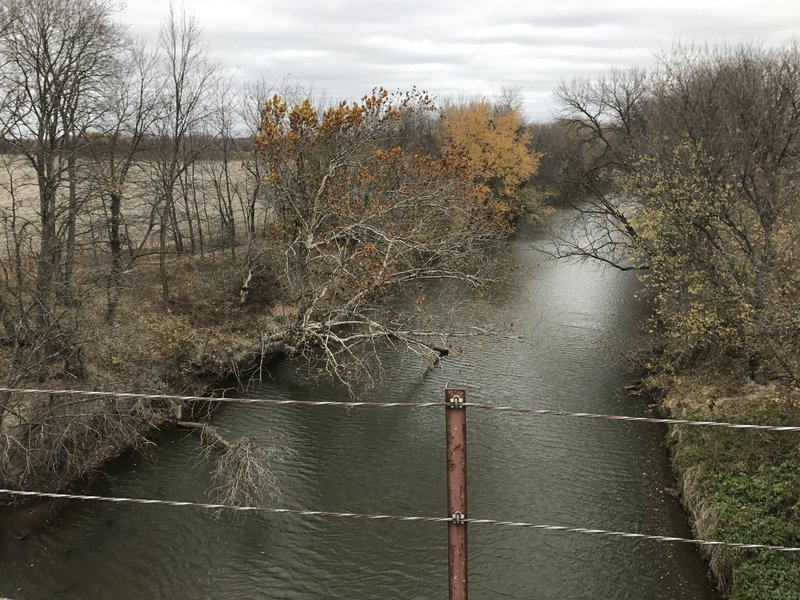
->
[[650, 368, 800, 599], [0, 246, 296, 494]]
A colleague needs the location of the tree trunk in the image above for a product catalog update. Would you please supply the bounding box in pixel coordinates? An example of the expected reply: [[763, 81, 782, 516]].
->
[[63, 145, 78, 286], [35, 167, 58, 334], [182, 181, 196, 254], [159, 202, 171, 304], [106, 191, 123, 322], [169, 195, 184, 254]]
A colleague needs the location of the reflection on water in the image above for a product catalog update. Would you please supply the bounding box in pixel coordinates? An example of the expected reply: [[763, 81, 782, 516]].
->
[[0, 211, 717, 599]]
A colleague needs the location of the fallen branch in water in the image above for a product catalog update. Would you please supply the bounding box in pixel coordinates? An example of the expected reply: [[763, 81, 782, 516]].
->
[[177, 420, 285, 508]]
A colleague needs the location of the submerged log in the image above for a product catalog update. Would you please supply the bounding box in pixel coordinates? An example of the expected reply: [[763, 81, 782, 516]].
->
[[176, 421, 231, 449], [428, 344, 450, 357]]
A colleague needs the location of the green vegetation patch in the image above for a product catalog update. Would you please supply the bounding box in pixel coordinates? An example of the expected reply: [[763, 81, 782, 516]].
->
[[668, 393, 800, 599], [705, 463, 800, 600]]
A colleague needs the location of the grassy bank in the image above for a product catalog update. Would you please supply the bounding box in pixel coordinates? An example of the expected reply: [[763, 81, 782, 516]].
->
[[653, 370, 800, 599]]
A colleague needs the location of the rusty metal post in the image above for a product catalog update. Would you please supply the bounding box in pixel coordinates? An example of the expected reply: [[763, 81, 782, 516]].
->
[[445, 387, 467, 600]]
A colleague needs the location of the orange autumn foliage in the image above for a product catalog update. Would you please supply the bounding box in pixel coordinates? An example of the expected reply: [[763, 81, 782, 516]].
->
[[255, 88, 514, 241], [439, 100, 542, 221]]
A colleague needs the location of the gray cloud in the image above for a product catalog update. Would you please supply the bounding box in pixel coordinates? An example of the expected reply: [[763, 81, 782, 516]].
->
[[121, 0, 800, 120]]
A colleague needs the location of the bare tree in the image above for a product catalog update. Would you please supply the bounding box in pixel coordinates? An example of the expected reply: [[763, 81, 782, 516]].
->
[[0, 0, 121, 363], [549, 67, 649, 270], [235, 78, 273, 239], [204, 79, 241, 256], [150, 3, 218, 303], [87, 38, 161, 321], [495, 85, 524, 115]]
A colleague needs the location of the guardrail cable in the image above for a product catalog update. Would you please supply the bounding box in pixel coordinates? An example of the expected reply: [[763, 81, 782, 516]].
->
[[1, 488, 799, 553], [1, 386, 798, 433]]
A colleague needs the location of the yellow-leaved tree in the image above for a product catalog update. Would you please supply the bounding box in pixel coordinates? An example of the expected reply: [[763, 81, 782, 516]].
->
[[438, 100, 543, 227]]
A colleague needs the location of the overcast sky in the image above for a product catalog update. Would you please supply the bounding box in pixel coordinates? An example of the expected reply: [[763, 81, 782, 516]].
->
[[120, 1, 800, 120]]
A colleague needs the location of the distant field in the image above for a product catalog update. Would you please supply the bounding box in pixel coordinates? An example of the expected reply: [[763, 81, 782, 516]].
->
[[0, 154, 265, 255]]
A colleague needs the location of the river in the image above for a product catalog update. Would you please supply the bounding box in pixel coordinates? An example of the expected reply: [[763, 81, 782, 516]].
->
[[0, 210, 718, 599]]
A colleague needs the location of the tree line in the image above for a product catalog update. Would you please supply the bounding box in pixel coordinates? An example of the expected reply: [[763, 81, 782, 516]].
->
[[538, 42, 800, 382]]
